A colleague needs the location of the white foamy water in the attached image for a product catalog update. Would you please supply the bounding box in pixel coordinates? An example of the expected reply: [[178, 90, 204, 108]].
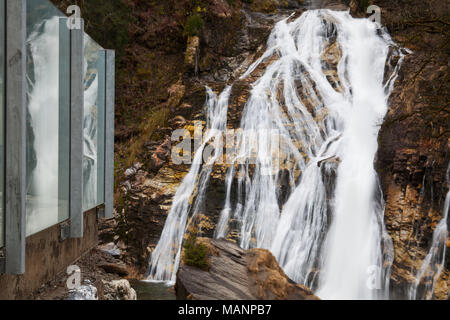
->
[[149, 9, 406, 299], [148, 86, 232, 283]]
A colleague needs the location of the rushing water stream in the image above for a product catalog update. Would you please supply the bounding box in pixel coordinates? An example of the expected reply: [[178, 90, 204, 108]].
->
[[147, 9, 415, 299]]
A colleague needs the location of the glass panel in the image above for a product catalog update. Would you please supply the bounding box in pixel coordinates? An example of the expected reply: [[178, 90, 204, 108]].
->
[[25, 0, 70, 235], [0, 0, 5, 247], [97, 51, 106, 205], [82, 35, 103, 211]]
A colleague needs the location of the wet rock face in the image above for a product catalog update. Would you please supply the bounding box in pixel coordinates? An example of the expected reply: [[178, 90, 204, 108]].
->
[[199, 0, 309, 82], [370, 0, 449, 299], [117, 163, 190, 272], [176, 238, 319, 300]]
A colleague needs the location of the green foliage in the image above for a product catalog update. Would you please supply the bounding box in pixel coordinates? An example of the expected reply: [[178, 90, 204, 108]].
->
[[184, 14, 204, 37], [183, 232, 210, 271], [357, 0, 370, 11]]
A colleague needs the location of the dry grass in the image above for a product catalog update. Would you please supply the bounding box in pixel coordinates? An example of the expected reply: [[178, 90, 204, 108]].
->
[[126, 107, 171, 168]]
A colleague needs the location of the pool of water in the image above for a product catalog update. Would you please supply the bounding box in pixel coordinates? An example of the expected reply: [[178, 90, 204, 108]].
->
[[129, 280, 176, 300]]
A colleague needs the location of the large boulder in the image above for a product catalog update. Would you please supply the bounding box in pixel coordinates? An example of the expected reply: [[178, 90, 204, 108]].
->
[[66, 281, 98, 300], [102, 280, 137, 300], [175, 238, 319, 300]]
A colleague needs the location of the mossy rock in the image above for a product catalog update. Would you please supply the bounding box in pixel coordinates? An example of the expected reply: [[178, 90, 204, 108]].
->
[[183, 233, 210, 271]]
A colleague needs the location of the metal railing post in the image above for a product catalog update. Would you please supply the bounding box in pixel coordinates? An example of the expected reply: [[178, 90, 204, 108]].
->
[[103, 50, 115, 219], [69, 19, 85, 238], [4, 0, 26, 274]]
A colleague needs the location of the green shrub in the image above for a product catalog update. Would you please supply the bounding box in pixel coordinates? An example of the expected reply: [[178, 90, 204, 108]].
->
[[358, 0, 370, 11], [183, 232, 210, 271], [184, 14, 204, 37]]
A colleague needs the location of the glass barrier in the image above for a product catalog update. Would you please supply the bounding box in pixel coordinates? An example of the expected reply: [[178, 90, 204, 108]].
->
[[83, 35, 106, 211], [0, 0, 5, 247], [25, 0, 70, 235]]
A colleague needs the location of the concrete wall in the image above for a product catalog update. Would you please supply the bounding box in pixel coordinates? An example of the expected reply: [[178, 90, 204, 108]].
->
[[0, 209, 98, 300]]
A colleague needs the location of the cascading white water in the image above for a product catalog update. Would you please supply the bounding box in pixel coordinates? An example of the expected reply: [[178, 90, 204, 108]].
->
[[148, 86, 231, 283], [311, 11, 399, 300], [26, 17, 61, 235], [149, 9, 405, 299], [408, 164, 449, 300]]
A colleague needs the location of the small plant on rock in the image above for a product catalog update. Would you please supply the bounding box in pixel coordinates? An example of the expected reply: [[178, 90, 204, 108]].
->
[[183, 229, 210, 271], [184, 14, 204, 37]]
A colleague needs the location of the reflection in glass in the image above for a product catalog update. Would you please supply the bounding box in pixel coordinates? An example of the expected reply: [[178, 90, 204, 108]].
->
[[25, 0, 70, 235], [0, 0, 5, 247], [83, 35, 103, 211]]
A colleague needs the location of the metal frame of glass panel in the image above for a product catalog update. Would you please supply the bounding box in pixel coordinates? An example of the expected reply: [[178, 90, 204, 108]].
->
[[104, 50, 115, 219], [0, 0, 5, 249], [4, 0, 27, 275], [97, 50, 106, 206], [69, 18, 85, 238]]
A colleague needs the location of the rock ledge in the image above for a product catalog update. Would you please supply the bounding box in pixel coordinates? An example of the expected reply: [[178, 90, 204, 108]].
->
[[175, 238, 318, 300]]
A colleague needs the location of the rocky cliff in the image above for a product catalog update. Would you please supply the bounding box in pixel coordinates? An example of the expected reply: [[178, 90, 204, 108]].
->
[[361, 0, 449, 299]]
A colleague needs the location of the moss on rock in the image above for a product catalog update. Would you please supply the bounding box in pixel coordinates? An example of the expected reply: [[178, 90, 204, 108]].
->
[[183, 232, 210, 271]]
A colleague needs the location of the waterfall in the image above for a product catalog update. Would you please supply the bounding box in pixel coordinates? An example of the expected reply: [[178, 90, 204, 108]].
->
[[408, 164, 449, 300], [148, 86, 232, 283], [310, 11, 399, 300], [148, 9, 406, 299]]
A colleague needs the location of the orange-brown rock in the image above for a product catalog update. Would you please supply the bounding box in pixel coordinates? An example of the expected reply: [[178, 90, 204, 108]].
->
[[175, 238, 319, 300], [370, 0, 449, 300]]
